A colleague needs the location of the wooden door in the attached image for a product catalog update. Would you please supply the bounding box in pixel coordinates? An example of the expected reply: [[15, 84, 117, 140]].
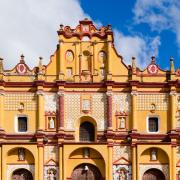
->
[[142, 168, 165, 180], [71, 164, 103, 180], [12, 169, 33, 180]]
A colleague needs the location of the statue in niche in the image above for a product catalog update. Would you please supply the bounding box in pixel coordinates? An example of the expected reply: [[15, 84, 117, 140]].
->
[[49, 117, 55, 129], [48, 168, 56, 180], [82, 51, 91, 72], [120, 118, 125, 129], [18, 148, 25, 161], [151, 149, 157, 161], [118, 169, 126, 180]]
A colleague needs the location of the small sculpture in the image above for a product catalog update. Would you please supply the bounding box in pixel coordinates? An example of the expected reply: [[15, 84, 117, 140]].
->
[[18, 148, 25, 161], [49, 117, 55, 129], [151, 149, 157, 161]]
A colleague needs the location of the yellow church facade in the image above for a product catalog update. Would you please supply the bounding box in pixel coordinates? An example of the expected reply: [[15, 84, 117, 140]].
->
[[0, 19, 180, 180]]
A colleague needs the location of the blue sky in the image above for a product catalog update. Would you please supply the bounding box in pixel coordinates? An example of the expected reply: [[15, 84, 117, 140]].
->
[[0, 0, 179, 70]]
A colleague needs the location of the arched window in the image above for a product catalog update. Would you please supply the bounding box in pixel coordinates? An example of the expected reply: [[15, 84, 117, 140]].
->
[[80, 122, 95, 142]]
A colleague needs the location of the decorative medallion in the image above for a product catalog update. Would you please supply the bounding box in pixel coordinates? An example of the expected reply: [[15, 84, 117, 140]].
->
[[16, 63, 27, 74], [82, 24, 89, 32], [98, 51, 106, 64], [65, 50, 74, 63], [147, 64, 158, 74]]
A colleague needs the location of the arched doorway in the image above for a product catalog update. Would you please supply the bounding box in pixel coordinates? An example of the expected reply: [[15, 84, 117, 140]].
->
[[80, 121, 95, 142], [71, 163, 103, 180], [142, 168, 165, 180], [12, 168, 33, 180]]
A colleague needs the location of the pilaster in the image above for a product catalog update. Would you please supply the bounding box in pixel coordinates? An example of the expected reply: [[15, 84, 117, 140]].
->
[[37, 90, 45, 131], [38, 143, 44, 180], [106, 91, 113, 129], [170, 90, 176, 131], [0, 91, 5, 131], [59, 40, 65, 80], [132, 143, 137, 180], [57, 91, 65, 132], [108, 144, 113, 180], [131, 90, 138, 131], [59, 144, 63, 180]]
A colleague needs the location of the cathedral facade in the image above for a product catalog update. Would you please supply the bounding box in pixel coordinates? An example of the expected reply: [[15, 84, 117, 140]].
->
[[0, 19, 180, 180]]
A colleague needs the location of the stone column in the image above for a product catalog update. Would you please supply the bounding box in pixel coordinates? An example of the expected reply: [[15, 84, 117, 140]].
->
[[108, 144, 113, 180], [132, 144, 137, 180], [106, 91, 113, 129], [37, 90, 45, 131], [170, 91, 176, 131], [170, 142, 176, 180], [38, 144, 44, 180], [0, 92, 4, 131], [131, 91, 138, 131], [0, 145, 1, 179], [59, 144, 63, 180], [58, 91, 65, 130]]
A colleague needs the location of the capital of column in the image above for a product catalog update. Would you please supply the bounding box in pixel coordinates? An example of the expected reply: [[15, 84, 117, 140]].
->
[[106, 91, 113, 97], [0, 90, 5, 96], [170, 91, 177, 96], [131, 91, 138, 96], [36, 90, 44, 96], [57, 91, 65, 97]]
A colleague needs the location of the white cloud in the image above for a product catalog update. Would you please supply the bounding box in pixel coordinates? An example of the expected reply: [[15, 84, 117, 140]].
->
[[114, 30, 161, 69], [134, 0, 180, 47], [0, 0, 161, 70], [0, 0, 89, 69]]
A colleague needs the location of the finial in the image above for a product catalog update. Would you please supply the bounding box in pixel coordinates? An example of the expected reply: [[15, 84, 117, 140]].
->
[[0, 58, 3, 73], [84, 17, 89, 21], [170, 57, 175, 74], [38, 57, 43, 74], [132, 57, 136, 73], [151, 56, 155, 63], [60, 24, 64, 31], [20, 54, 25, 63], [107, 24, 112, 31]]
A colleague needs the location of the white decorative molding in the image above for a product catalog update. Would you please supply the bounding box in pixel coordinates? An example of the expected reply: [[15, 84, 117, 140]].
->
[[64, 93, 107, 131], [7, 165, 34, 180], [137, 93, 168, 111], [44, 94, 58, 112], [131, 91, 138, 96], [113, 94, 131, 113], [139, 164, 168, 180], [36, 90, 44, 96], [113, 146, 131, 162], [57, 91, 64, 96], [113, 165, 132, 180], [44, 146, 58, 163], [4, 93, 37, 111], [44, 166, 58, 180], [170, 91, 177, 96], [106, 91, 113, 96]]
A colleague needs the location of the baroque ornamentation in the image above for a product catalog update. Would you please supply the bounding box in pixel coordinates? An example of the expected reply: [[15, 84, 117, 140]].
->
[[4, 93, 37, 111], [44, 94, 58, 112], [113, 94, 131, 114], [113, 146, 131, 162], [113, 165, 132, 180], [64, 93, 107, 131], [137, 93, 168, 111]]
